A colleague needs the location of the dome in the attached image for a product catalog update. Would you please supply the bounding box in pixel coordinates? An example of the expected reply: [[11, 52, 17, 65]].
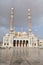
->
[[6, 33, 9, 36], [5, 33, 9, 38], [22, 32, 27, 35], [17, 32, 21, 36]]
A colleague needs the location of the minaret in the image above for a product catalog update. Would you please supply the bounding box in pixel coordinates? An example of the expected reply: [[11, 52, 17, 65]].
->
[[28, 9, 32, 33], [10, 8, 14, 32], [28, 9, 32, 47]]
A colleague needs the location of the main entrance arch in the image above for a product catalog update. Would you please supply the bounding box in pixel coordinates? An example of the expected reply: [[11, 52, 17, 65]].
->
[[13, 40, 16, 47], [23, 40, 25, 47], [20, 40, 22, 47], [17, 40, 19, 47], [26, 40, 28, 47], [13, 39, 29, 47]]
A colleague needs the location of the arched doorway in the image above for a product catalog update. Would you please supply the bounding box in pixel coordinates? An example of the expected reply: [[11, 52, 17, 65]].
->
[[17, 40, 19, 47], [13, 40, 16, 47], [26, 40, 28, 47], [20, 40, 22, 47], [37, 39, 39, 46], [23, 40, 25, 47]]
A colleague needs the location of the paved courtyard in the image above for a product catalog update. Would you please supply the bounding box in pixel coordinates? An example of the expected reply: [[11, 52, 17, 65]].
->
[[0, 47, 43, 65]]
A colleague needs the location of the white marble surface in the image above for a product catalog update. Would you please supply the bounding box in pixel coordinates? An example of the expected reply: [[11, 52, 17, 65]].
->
[[0, 47, 43, 65]]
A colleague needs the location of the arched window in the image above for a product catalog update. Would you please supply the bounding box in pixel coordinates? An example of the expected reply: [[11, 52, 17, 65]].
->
[[4, 43, 6, 45]]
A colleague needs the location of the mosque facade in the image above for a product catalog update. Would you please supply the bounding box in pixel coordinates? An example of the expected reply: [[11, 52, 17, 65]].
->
[[3, 8, 42, 48]]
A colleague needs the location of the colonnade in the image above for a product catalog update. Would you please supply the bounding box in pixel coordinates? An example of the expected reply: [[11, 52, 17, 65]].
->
[[13, 40, 29, 47]]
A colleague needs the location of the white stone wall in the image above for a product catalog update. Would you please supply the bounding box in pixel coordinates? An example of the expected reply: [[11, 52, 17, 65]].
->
[[3, 32, 39, 48]]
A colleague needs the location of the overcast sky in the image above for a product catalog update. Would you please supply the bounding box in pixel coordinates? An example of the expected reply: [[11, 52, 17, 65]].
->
[[0, 0, 43, 41]]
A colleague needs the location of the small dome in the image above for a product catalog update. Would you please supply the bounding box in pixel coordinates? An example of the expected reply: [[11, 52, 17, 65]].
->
[[17, 32, 21, 36], [28, 9, 30, 11], [22, 32, 27, 35], [6, 33, 9, 36], [11, 8, 14, 10]]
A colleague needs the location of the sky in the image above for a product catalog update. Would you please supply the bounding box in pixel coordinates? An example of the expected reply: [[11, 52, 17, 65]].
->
[[0, 0, 43, 41]]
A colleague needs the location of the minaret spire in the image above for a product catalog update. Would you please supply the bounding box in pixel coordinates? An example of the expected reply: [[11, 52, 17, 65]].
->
[[28, 9, 32, 33], [10, 8, 14, 32]]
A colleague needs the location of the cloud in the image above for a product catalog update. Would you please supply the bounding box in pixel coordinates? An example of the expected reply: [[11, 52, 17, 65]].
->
[[0, 0, 43, 41]]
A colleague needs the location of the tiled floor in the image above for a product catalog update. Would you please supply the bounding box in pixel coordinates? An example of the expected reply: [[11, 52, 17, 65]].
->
[[0, 47, 43, 65]]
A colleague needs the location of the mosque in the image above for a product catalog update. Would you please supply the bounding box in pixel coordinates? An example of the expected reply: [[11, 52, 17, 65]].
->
[[2, 8, 43, 48]]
